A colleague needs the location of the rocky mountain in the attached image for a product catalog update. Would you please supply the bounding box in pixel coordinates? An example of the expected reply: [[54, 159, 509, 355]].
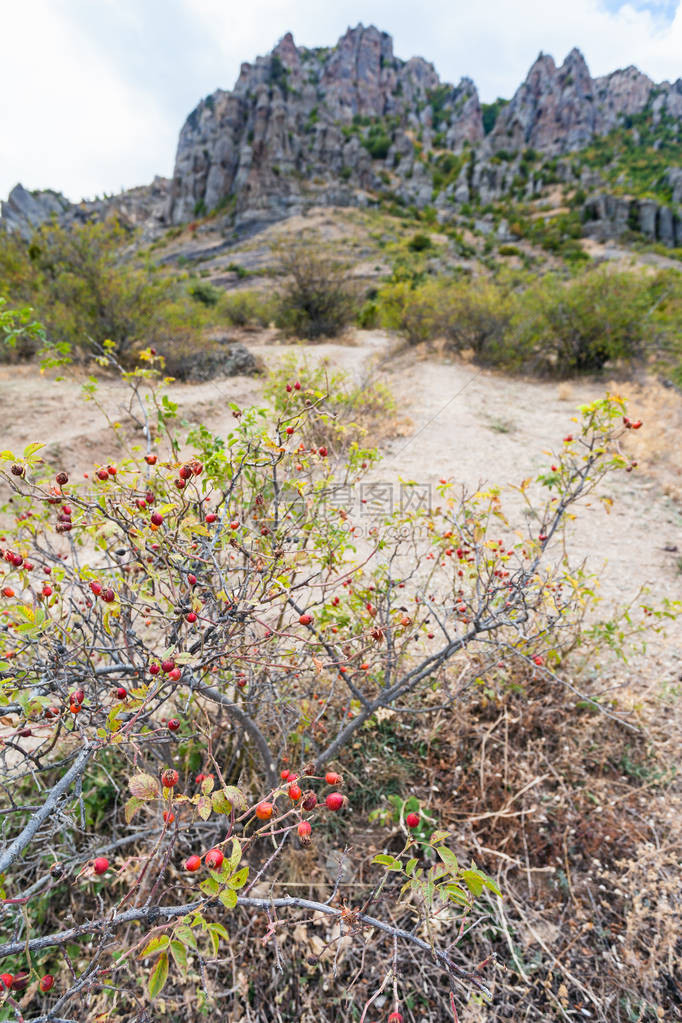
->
[[3, 24, 682, 245]]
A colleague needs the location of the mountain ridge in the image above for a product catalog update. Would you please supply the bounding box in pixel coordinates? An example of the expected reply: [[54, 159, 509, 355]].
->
[[2, 24, 682, 243]]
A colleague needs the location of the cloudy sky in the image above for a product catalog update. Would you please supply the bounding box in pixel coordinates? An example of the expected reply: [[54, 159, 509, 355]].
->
[[1, 0, 681, 202]]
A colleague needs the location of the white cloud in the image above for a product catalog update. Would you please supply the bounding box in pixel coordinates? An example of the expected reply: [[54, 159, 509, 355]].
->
[[1, 0, 680, 203]]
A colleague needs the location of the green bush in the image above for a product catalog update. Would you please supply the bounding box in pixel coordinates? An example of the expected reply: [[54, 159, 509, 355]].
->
[[272, 239, 358, 340], [218, 289, 273, 328]]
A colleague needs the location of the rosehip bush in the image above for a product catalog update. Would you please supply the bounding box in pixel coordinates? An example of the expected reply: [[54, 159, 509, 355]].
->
[[0, 350, 662, 1020]]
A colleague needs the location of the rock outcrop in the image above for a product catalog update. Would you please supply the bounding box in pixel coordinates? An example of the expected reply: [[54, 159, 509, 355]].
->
[[3, 26, 682, 240], [166, 24, 484, 226], [1, 178, 170, 241]]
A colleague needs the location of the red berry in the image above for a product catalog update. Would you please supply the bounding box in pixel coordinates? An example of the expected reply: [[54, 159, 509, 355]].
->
[[39, 975, 54, 993], [163, 810, 175, 823], [297, 820, 312, 839], [161, 659, 175, 673], [185, 855, 202, 872], [0, 974, 12, 991], [205, 513, 217, 523], [144, 453, 157, 465], [115, 687, 127, 700], [102, 589, 115, 603], [294, 381, 301, 390], [318, 447, 328, 457], [187, 573, 197, 586], [74, 689, 85, 704], [325, 772, 341, 786], [286, 426, 294, 435], [325, 792, 344, 812], [299, 613, 313, 626], [11, 973, 28, 992], [175, 478, 186, 490], [42, 585, 52, 597], [168, 719, 180, 732], [55, 472, 68, 486], [388, 1014, 404, 1023], [205, 848, 224, 870], [406, 812, 420, 829], [186, 612, 197, 623], [288, 783, 302, 801], [179, 465, 192, 480], [162, 769, 179, 788], [255, 801, 273, 820], [302, 791, 317, 811], [107, 465, 117, 477], [93, 856, 109, 875], [280, 769, 291, 780], [97, 468, 109, 481], [2, 587, 15, 598], [151, 512, 163, 526], [230, 520, 239, 530], [168, 667, 182, 682], [89, 581, 102, 596], [533, 655, 544, 667], [149, 662, 160, 675]]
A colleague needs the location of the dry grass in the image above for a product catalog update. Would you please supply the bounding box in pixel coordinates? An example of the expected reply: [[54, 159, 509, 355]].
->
[[610, 377, 682, 502]]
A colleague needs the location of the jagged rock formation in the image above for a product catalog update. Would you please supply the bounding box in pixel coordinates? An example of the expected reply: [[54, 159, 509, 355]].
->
[[167, 24, 484, 226], [2, 25, 682, 244], [1, 178, 170, 241]]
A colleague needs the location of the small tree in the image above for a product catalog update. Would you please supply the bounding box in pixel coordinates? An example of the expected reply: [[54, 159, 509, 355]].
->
[[273, 238, 358, 339]]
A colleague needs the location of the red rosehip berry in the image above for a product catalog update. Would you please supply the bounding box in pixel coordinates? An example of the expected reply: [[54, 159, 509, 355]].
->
[[151, 512, 163, 526], [302, 791, 317, 811], [42, 585, 52, 597], [163, 810, 175, 823], [55, 472, 68, 486], [89, 581, 102, 596], [168, 667, 182, 682], [167, 719, 180, 732], [161, 659, 175, 674], [318, 447, 328, 457], [205, 512, 217, 523], [325, 772, 341, 786], [144, 453, 157, 465], [205, 848, 224, 870], [406, 812, 420, 829], [297, 820, 312, 839], [102, 588, 115, 603], [280, 769, 291, 780], [149, 662, 160, 675], [325, 792, 344, 812], [186, 612, 197, 623], [299, 613, 313, 626], [185, 855, 201, 872], [115, 687, 127, 700], [11, 973, 28, 992], [162, 769, 179, 788], [288, 783, 302, 801], [39, 974, 54, 992], [93, 856, 109, 875], [0, 973, 12, 991], [255, 801, 273, 820], [388, 1014, 404, 1023], [187, 573, 197, 586]]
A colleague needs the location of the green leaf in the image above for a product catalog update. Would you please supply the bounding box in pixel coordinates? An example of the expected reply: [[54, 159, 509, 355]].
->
[[436, 846, 459, 872], [196, 795, 212, 821], [372, 854, 402, 871], [226, 866, 249, 890], [430, 830, 449, 845], [148, 952, 169, 999], [140, 934, 170, 958], [170, 940, 187, 973], [228, 838, 242, 871], [199, 877, 220, 896], [173, 925, 198, 951], [405, 858, 418, 876], [461, 870, 484, 897], [219, 888, 238, 909], [125, 796, 145, 824]]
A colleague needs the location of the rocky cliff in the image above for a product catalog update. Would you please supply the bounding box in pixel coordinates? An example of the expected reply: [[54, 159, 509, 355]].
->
[[3, 25, 682, 244]]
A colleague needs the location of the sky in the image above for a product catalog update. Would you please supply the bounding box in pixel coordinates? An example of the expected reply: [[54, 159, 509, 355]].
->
[[1, 0, 681, 203]]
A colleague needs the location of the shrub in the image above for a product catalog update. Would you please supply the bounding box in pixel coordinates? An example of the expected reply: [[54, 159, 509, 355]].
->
[[273, 239, 358, 339], [0, 220, 195, 361], [0, 371, 653, 1018], [218, 289, 273, 328]]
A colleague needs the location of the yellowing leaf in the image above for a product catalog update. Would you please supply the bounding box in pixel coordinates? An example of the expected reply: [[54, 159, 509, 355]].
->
[[129, 773, 159, 799]]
